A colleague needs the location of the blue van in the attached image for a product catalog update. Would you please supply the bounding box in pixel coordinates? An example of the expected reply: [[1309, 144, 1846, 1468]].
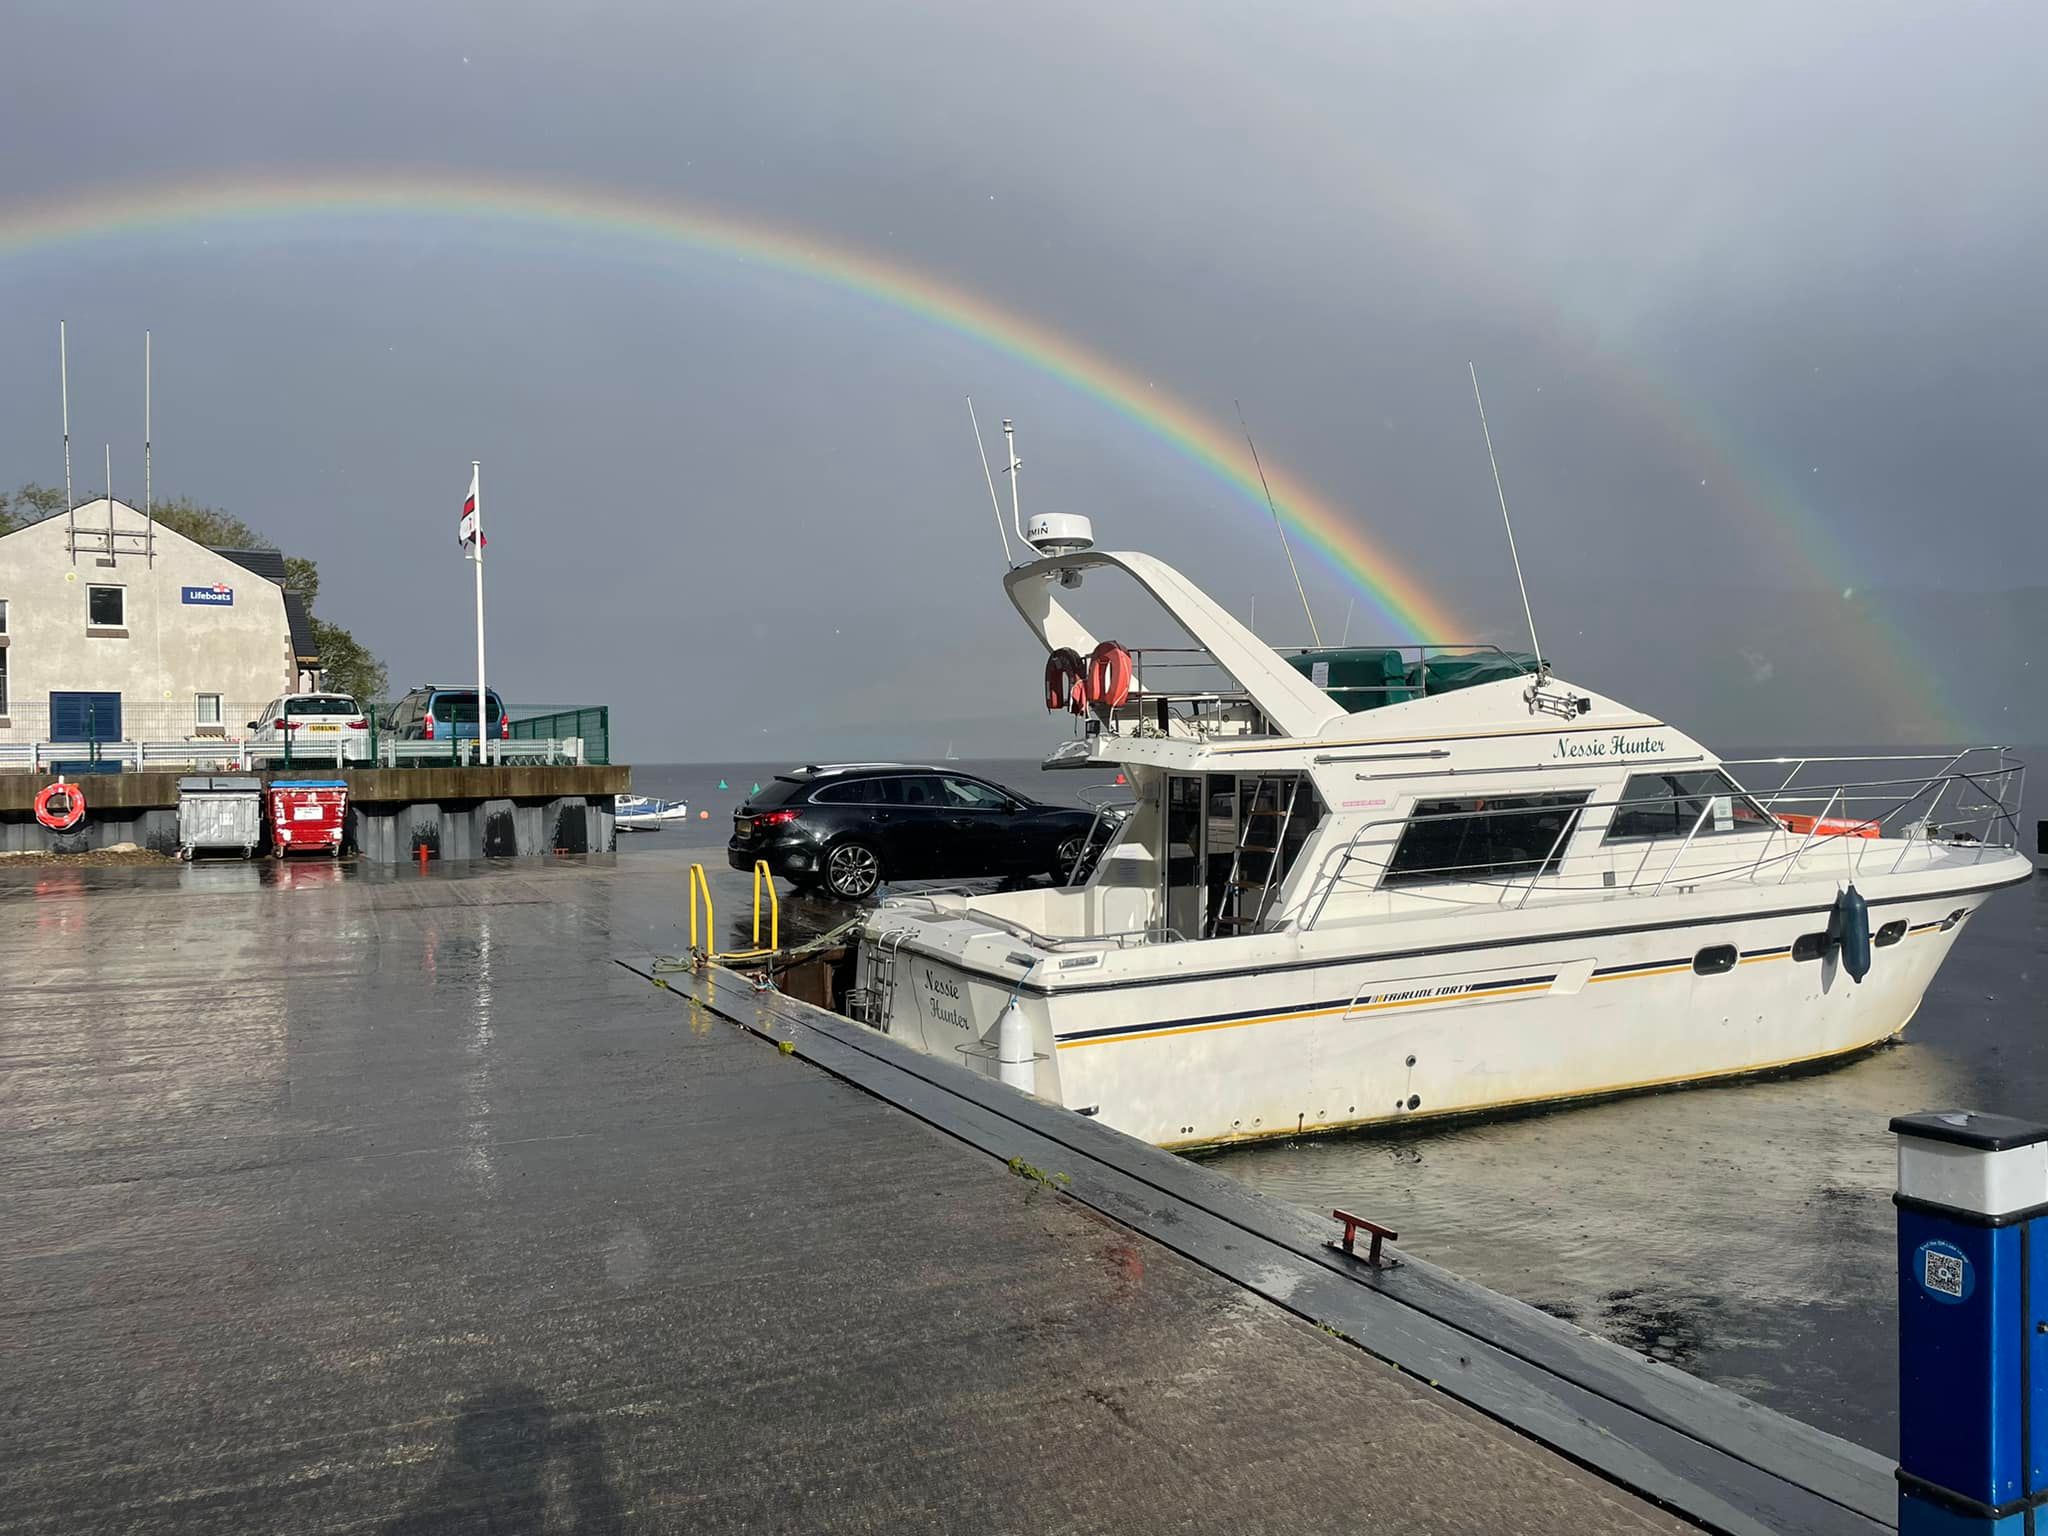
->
[[384, 685, 508, 744]]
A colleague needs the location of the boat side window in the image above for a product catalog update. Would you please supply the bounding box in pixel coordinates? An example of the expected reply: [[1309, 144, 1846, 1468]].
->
[[1604, 771, 1773, 842], [1383, 792, 1590, 887], [1792, 932, 1829, 961], [1875, 920, 1908, 948], [1693, 944, 1738, 975]]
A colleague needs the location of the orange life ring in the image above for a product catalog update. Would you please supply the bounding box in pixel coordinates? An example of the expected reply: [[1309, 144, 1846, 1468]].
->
[[1086, 641, 1134, 709], [35, 780, 86, 832], [1043, 648, 1087, 715]]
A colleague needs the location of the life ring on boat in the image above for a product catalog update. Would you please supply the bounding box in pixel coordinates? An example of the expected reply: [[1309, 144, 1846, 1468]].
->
[[1086, 640, 1134, 709], [1044, 648, 1087, 714], [35, 780, 86, 832]]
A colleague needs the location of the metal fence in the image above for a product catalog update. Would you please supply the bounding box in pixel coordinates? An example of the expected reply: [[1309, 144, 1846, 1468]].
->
[[0, 698, 609, 771], [507, 705, 610, 765]]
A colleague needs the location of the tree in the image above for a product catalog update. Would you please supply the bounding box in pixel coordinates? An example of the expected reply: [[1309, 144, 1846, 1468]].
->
[[0, 480, 384, 698], [311, 619, 388, 704], [0, 482, 66, 535]]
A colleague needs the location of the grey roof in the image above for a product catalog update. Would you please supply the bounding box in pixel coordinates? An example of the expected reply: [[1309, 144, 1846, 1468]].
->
[[283, 592, 319, 664], [212, 546, 289, 584]]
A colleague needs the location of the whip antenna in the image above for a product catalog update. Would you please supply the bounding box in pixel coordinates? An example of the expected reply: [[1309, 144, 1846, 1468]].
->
[[1237, 400, 1321, 647], [1467, 362, 1544, 673], [966, 397, 1013, 565]]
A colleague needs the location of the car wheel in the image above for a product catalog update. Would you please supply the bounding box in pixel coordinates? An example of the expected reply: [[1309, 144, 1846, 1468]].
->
[[825, 841, 883, 900], [1050, 835, 1087, 885]]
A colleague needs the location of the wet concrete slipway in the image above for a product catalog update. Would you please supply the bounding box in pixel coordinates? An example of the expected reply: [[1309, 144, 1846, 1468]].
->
[[0, 850, 1891, 1535]]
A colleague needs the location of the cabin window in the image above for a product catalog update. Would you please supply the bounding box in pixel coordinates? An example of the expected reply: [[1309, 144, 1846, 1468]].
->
[[1792, 932, 1829, 962], [1383, 792, 1590, 887], [1875, 920, 1908, 948], [1604, 770, 1773, 842]]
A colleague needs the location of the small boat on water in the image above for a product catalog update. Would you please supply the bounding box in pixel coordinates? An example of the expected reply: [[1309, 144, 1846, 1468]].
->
[[617, 795, 690, 832], [840, 499, 2030, 1150]]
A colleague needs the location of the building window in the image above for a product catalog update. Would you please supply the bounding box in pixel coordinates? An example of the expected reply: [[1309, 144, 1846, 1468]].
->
[[1603, 770, 1775, 842], [196, 694, 223, 728], [0, 598, 9, 633], [88, 585, 125, 627], [1384, 792, 1591, 886], [0, 647, 8, 717]]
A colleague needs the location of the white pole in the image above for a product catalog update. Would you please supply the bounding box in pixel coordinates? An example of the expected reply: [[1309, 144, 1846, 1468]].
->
[[472, 460, 488, 766], [60, 321, 73, 555]]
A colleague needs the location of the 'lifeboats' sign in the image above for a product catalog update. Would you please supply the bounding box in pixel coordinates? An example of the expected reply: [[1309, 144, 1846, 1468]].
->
[[181, 584, 235, 606], [1554, 731, 1666, 760]]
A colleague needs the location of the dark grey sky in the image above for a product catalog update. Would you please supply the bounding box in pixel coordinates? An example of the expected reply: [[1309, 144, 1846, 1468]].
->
[[3, 1, 2043, 759]]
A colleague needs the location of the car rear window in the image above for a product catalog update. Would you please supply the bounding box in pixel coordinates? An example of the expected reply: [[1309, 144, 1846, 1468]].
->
[[434, 692, 506, 723], [886, 775, 944, 807], [811, 778, 885, 804], [286, 696, 360, 716]]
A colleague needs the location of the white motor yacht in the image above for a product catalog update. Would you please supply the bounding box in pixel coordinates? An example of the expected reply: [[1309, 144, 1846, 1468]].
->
[[847, 515, 2029, 1150]]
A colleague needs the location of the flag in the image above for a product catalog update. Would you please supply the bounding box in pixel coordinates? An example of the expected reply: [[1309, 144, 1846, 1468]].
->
[[458, 466, 486, 549]]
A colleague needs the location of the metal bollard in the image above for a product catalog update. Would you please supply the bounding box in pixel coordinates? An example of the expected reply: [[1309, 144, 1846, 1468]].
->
[[1893, 1112, 2048, 1533]]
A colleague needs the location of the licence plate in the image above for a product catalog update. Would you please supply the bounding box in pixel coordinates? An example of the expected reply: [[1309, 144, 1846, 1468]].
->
[[308, 723, 339, 732]]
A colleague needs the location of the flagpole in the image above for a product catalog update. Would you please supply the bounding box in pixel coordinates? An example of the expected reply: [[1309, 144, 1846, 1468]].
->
[[472, 460, 488, 766]]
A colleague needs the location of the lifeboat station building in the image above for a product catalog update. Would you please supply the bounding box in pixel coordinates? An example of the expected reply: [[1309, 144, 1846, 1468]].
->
[[0, 499, 314, 745]]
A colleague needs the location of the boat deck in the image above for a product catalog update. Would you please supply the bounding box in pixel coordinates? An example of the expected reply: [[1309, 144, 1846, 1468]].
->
[[0, 853, 1871, 1533]]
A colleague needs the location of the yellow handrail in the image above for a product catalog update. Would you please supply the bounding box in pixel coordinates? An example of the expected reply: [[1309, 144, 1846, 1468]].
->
[[751, 859, 780, 954], [685, 860, 780, 965], [688, 863, 715, 954]]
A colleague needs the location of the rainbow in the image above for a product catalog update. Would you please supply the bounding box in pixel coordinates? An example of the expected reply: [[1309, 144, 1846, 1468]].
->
[[0, 172, 1465, 642]]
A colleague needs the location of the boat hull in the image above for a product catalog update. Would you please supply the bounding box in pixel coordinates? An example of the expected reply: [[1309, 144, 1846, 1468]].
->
[[854, 872, 2019, 1149]]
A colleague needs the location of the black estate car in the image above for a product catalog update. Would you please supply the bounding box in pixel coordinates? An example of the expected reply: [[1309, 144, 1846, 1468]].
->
[[729, 765, 1100, 899]]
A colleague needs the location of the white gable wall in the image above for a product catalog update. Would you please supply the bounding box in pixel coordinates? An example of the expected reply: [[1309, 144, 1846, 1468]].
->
[[0, 500, 296, 740]]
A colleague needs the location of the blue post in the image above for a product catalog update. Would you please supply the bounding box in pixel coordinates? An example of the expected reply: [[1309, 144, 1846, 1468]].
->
[[1894, 1112, 2048, 1534]]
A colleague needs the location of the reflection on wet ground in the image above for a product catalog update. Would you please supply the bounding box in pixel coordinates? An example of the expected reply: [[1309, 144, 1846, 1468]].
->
[[0, 848, 1681, 1533]]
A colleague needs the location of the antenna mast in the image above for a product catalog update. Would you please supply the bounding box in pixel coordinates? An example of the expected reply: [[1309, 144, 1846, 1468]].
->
[[1237, 400, 1320, 647], [104, 443, 116, 553], [966, 398, 1013, 565], [60, 321, 74, 555], [1002, 418, 1025, 551], [1468, 362, 1544, 674], [144, 330, 155, 563]]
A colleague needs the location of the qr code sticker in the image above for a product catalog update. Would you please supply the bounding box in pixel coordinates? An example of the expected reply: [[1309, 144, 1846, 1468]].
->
[[1924, 1249, 1965, 1299]]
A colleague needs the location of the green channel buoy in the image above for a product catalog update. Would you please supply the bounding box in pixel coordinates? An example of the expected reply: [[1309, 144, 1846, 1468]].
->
[[718, 779, 728, 790], [751, 782, 761, 794]]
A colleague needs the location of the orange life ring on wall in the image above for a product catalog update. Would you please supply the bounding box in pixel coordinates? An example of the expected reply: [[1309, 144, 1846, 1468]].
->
[[35, 780, 87, 832], [1043, 648, 1087, 715], [1086, 641, 1134, 710]]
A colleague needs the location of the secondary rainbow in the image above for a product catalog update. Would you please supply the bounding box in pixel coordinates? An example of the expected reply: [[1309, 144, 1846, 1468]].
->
[[0, 171, 1465, 643]]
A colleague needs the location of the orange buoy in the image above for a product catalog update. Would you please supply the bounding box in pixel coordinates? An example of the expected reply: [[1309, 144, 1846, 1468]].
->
[[1085, 641, 1133, 709], [34, 780, 86, 832]]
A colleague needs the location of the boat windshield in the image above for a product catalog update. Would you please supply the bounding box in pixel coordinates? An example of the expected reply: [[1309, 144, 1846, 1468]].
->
[[1285, 647, 1538, 712]]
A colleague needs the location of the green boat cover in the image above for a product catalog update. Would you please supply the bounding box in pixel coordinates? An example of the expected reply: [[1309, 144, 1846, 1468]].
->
[[1286, 649, 1538, 711]]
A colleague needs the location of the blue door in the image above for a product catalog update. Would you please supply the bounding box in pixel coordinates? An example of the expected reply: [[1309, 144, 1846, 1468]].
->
[[50, 691, 122, 741]]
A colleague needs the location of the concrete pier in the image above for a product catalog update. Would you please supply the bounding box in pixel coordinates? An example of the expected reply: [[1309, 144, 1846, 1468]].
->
[[0, 854, 1807, 1533], [0, 763, 628, 859]]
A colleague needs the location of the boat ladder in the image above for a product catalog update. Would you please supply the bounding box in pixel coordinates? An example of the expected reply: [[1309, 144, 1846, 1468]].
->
[[1210, 775, 1302, 937]]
